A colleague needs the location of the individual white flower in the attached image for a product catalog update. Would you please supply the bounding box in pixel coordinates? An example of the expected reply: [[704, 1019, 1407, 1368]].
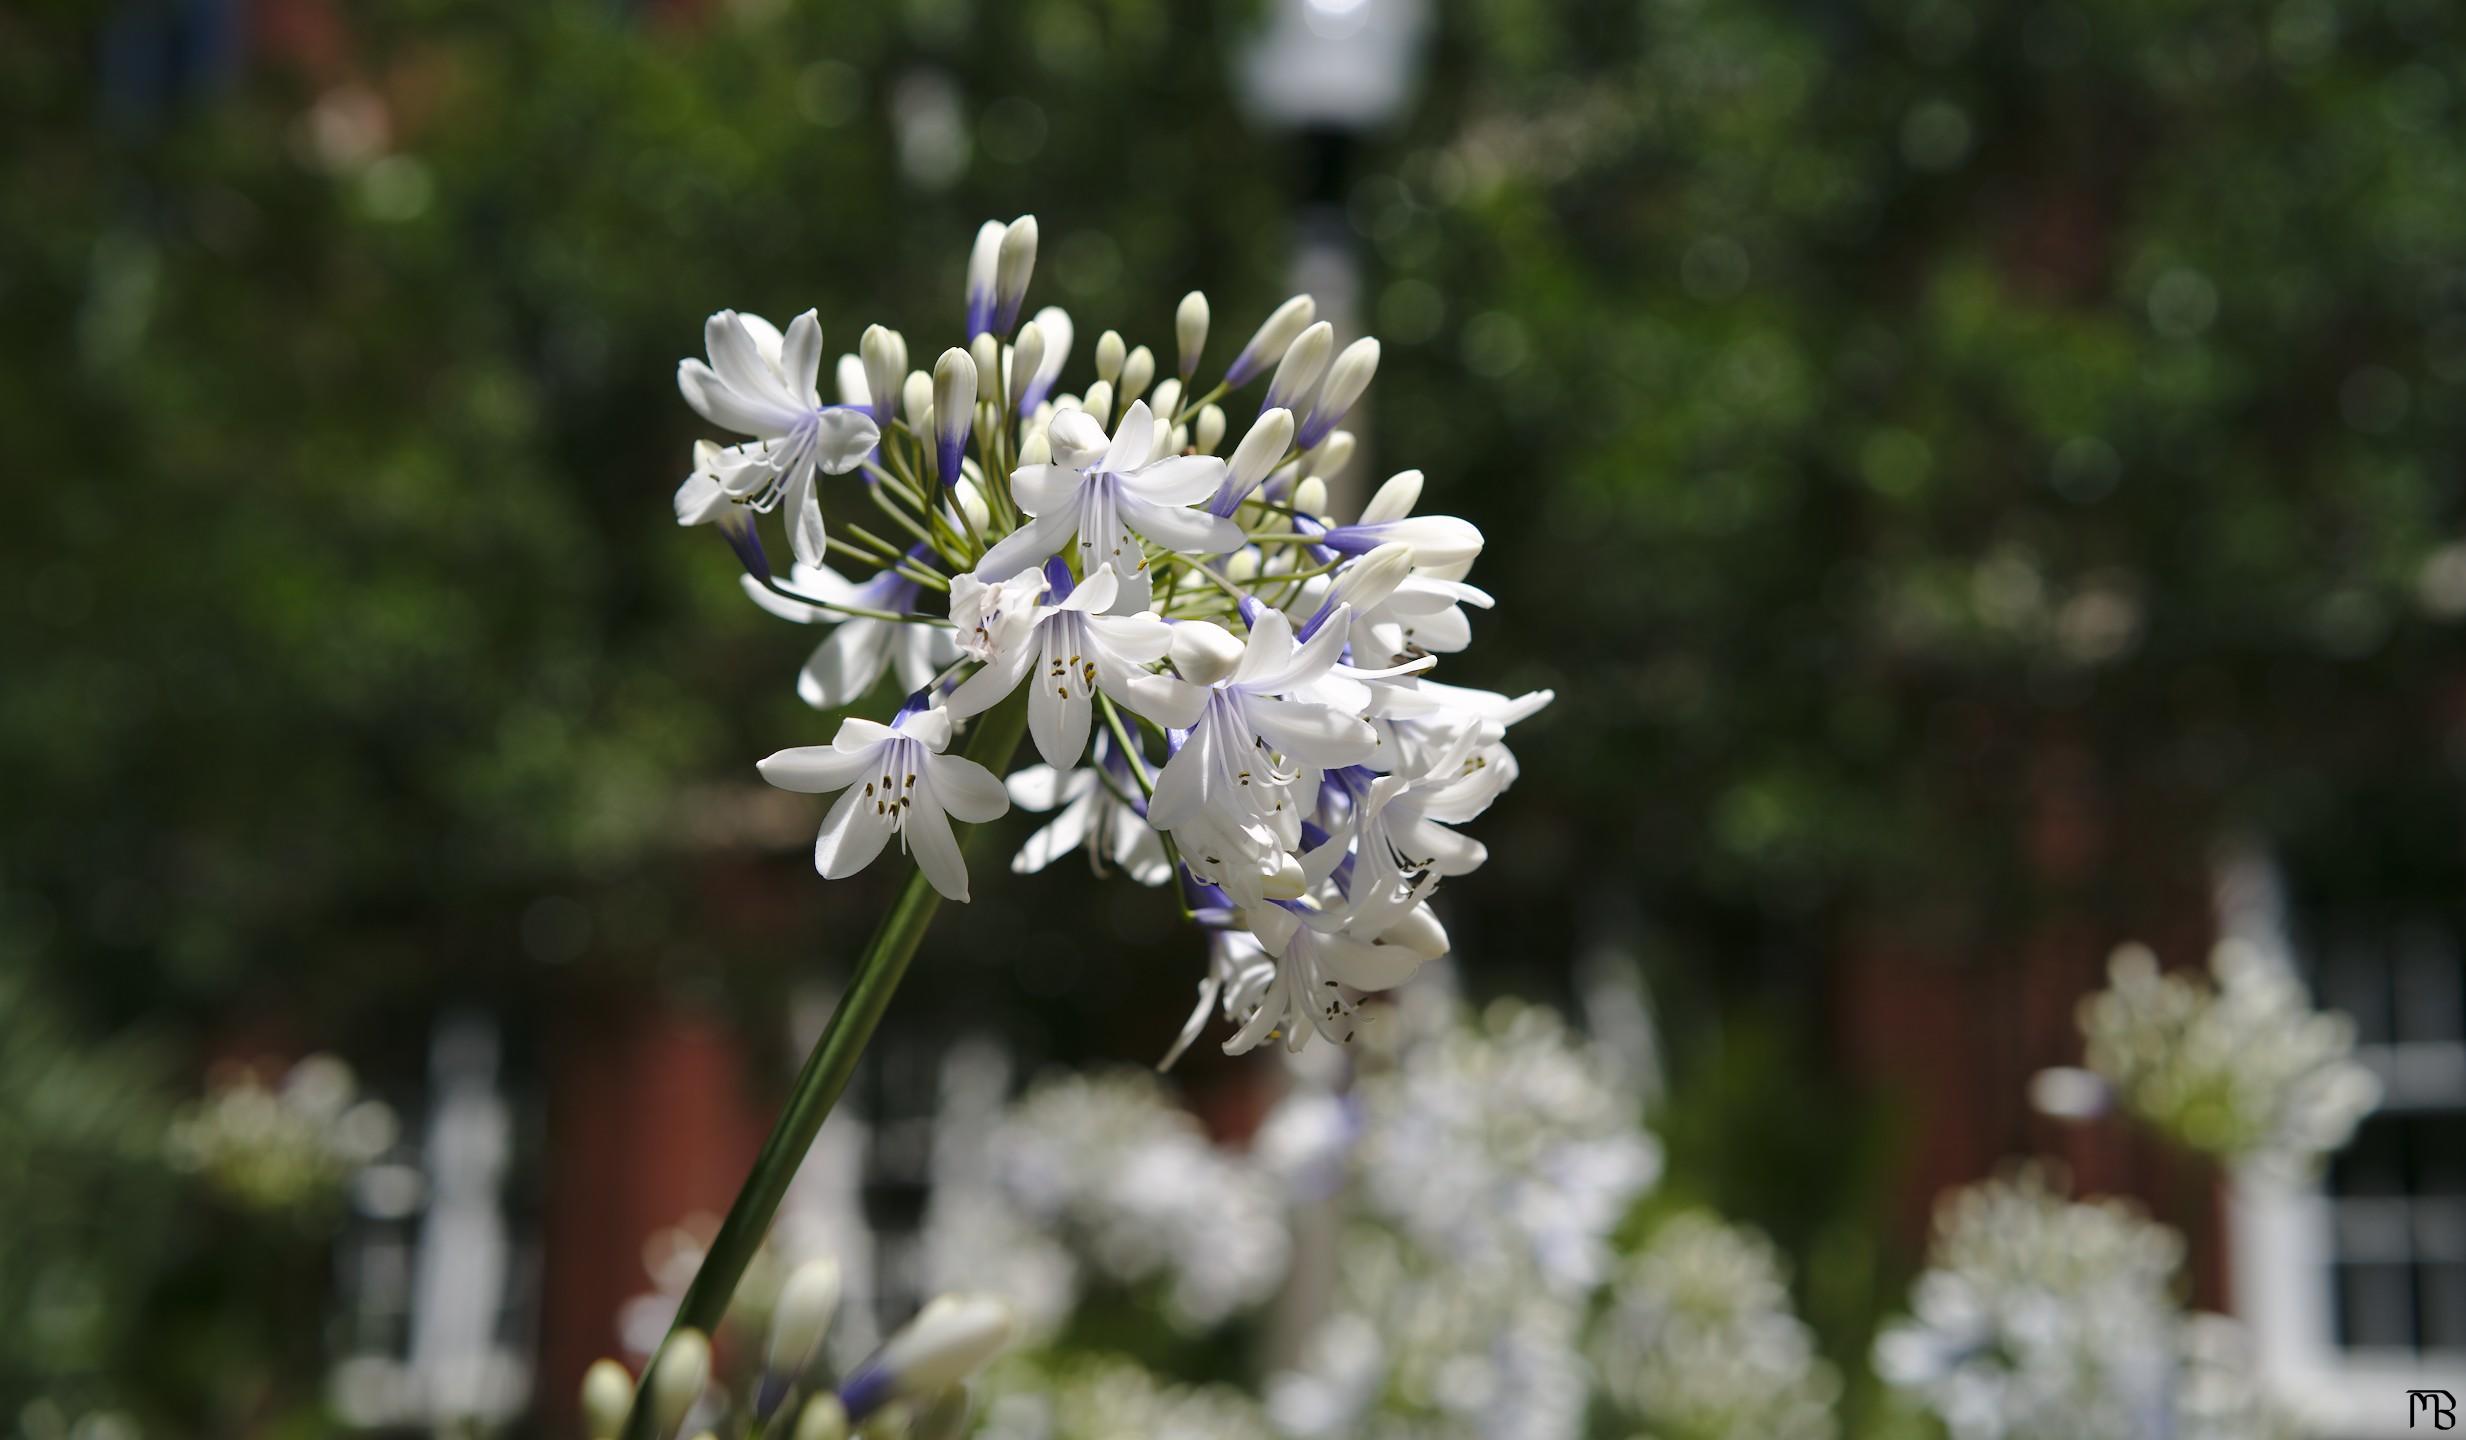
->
[[945, 564, 1204, 771], [677, 309, 881, 568], [1318, 724, 1495, 934], [758, 705, 1010, 901], [1005, 743, 1172, 886], [740, 553, 959, 710], [972, 401, 1242, 588], [1223, 900, 1448, 1054], [1146, 607, 1377, 886]]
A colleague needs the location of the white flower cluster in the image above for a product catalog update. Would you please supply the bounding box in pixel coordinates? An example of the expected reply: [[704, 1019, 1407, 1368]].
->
[[2080, 940, 2380, 1176], [673, 215, 1545, 1059], [1590, 1211, 1840, 1440], [1873, 1169, 2294, 1440], [921, 1069, 1290, 1339], [974, 1356, 1270, 1440], [167, 1053, 396, 1216]]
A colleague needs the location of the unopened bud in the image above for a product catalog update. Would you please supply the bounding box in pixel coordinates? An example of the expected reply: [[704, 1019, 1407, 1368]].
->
[[1225, 295, 1315, 388], [1018, 426, 1051, 467], [1148, 378, 1183, 425], [1293, 475, 1329, 518], [793, 1395, 849, 1440], [1080, 379, 1113, 428], [1262, 322, 1333, 414], [964, 220, 1004, 337], [1194, 405, 1227, 454], [836, 353, 869, 409], [902, 370, 934, 431], [968, 333, 1001, 399], [837, 1296, 1013, 1422], [1007, 323, 1045, 411], [581, 1359, 634, 1440], [768, 1258, 843, 1382], [1118, 345, 1155, 406], [1175, 291, 1209, 380], [1021, 306, 1071, 412], [649, 1330, 712, 1436], [1297, 337, 1377, 448], [932, 348, 977, 487], [1094, 330, 1126, 383], [1360, 469, 1423, 526], [994, 215, 1037, 333], [1312, 430, 1356, 481], [861, 326, 907, 424], [1170, 620, 1246, 687]]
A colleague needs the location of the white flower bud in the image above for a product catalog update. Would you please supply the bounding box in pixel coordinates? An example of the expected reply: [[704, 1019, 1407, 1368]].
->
[[1227, 409, 1296, 498], [1095, 329, 1126, 383], [1195, 405, 1227, 454], [949, 472, 991, 536], [1298, 337, 1377, 447], [835, 353, 868, 409], [1226, 294, 1315, 387], [932, 348, 977, 484], [1018, 427, 1051, 466], [580, 1359, 633, 1440], [1118, 345, 1155, 406], [1025, 306, 1072, 407], [1007, 323, 1045, 411], [1293, 475, 1330, 518], [1148, 378, 1183, 425], [1360, 469, 1423, 526], [1224, 548, 1262, 582], [649, 1330, 712, 1435], [1331, 542, 1414, 614], [841, 1295, 1012, 1420], [1262, 321, 1333, 414], [1311, 429, 1356, 481], [902, 371, 934, 431], [1080, 379, 1113, 428], [768, 1259, 842, 1381], [964, 220, 1004, 336], [861, 326, 907, 419], [1176, 290, 1209, 379], [794, 1395, 849, 1440], [994, 215, 1037, 331], [968, 333, 1001, 400], [1171, 621, 1246, 686]]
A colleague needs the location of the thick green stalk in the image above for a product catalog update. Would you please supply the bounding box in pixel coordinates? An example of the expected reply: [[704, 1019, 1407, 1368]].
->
[[619, 693, 1029, 1440]]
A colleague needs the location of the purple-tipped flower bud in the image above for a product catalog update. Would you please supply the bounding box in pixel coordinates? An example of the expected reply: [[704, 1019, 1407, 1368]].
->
[[1209, 407, 1295, 516], [861, 326, 907, 427], [993, 215, 1037, 334], [1224, 295, 1315, 388], [932, 347, 975, 487], [837, 1295, 1013, 1421], [1297, 337, 1377, 448], [963, 220, 1004, 338], [1007, 322, 1045, 412], [1261, 321, 1333, 415]]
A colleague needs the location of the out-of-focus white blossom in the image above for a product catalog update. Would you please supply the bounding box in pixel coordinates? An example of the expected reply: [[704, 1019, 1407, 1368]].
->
[[2080, 939, 2379, 1176], [1874, 1169, 2297, 1440], [1591, 1211, 1840, 1440], [167, 1053, 396, 1215]]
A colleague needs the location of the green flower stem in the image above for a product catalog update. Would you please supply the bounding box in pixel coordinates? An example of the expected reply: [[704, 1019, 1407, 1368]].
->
[[619, 692, 1030, 1440]]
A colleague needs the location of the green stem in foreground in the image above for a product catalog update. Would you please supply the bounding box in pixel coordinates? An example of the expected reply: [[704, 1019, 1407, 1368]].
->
[[619, 692, 1030, 1440]]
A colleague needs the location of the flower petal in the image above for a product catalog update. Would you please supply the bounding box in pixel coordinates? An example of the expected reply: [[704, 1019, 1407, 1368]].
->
[[1248, 695, 1378, 768], [1119, 495, 1244, 555], [706, 311, 798, 410], [1008, 464, 1082, 517], [902, 794, 970, 900], [1028, 671, 1092, 772], [797, 622, 895, 710], [1121, 455, 1227, 506], [815, 784, 894, 879], [679, 360, 797, 436], [780, 310, 825, 409], [974, 508, 1078, 581], [927, 752, 1011, 824], [758, 744, 878, 793], [1099, 401, 1155, 475]]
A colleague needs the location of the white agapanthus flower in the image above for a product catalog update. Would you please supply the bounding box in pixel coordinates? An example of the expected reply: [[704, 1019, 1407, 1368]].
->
[[1874, 1169, 2298, 1440], [675, 309, 880, 568], [2079, 938, 2380, 1177], [756, 704, 1010, 901], [672, 216, 1543, 1060]]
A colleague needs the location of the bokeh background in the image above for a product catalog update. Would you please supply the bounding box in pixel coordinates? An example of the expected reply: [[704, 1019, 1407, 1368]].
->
[[7, 0, 2466, 1434]]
